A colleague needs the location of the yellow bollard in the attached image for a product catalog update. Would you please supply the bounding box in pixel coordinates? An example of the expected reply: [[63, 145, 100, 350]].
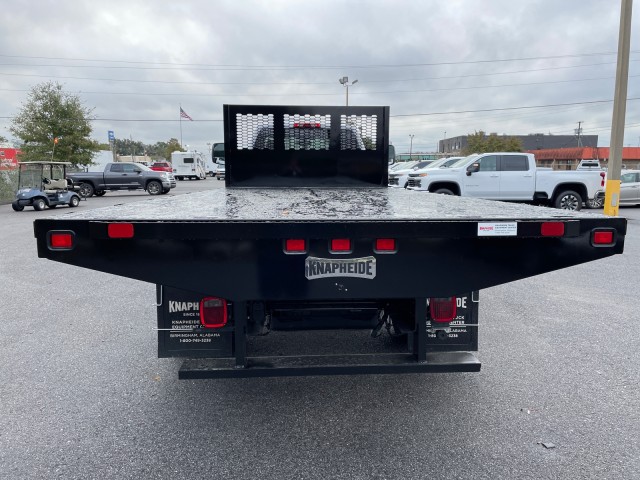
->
[[603, 179, 621, 216]]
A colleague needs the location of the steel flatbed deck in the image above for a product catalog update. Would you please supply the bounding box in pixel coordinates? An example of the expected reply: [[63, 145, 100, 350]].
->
[[42, 186, 616, 222]]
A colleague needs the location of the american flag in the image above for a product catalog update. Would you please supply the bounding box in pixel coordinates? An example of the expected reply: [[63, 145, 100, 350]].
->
[[180, 107, 193, 121]]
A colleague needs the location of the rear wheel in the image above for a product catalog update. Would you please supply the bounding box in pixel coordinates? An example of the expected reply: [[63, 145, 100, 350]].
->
[[94, 190, 106, 197], [49, 204, 57, 208], [554, 190, 582, 211], [162, 188, 170, 194], [11, 201, 24, 212], [434, 188, 455, 195], [69, 195, 80, 207], [586, 197, 603, 209], [147, 180, 162, 195], [33, 198, 46, 211], [79, 183, 94, 197]]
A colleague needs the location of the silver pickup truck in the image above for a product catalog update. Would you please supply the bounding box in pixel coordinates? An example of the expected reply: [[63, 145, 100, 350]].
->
[[67, 162, 176, 197]]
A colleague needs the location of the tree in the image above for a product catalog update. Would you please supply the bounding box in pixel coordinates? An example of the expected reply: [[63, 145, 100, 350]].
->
[[164, 138, 184, 160], [115, 138, 146, 159], [10, 82, 100, 166], [462, 131, 523, 155]]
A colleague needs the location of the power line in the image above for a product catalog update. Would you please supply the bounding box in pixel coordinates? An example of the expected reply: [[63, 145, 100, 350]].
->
[[1, 72, 635, 98], [0, 50, 638, 70], [3, 59, 638, 86], [3, 98, 637, 123], [390, 98, 640, 118]]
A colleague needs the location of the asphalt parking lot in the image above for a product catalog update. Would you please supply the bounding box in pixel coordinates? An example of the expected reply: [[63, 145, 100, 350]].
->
[[1, 180, 639, 480]]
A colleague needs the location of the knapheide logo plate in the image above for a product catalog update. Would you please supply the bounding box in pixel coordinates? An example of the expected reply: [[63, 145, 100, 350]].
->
[[305, 256, 376, 280]]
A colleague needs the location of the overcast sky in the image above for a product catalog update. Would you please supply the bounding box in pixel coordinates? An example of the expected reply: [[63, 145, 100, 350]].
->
[[1, 0, 638, 155]]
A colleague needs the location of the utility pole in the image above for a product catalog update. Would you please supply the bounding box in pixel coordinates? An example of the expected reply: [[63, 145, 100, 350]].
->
[[605, 0, 633, 217], [409, 134, 415, 159], [576, 121, 583, 147]]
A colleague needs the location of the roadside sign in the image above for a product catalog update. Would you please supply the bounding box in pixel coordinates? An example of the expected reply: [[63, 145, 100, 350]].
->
[[108, 131, 115, 142]]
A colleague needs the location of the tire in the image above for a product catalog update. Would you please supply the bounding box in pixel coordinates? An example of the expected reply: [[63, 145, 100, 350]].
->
[[49, 204, 57, 208], [11, 201, 24, 212], [147, 180, 162, 195], [434, 188, 455, 195], [69, 195, 80, 207], [94, 190, 106, 197], [162, 188, 170, 194], [554, 190, 582, 211], [33, 198, 46, 211], [79, 183, 94, 198], [177, 176, 183, 181], [586, 197, 603, 209]]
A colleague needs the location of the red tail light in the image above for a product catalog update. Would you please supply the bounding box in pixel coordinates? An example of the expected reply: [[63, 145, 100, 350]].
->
[[108, 223, 134, 238], [375, 238, 397, 252], [600, 172, 606, 187], [541, 222, 565, 237], [293, 122, 321, 128], [284, 239, 306, 253], [330, 238, 352, 253], [48, 231, 74, 250], [430, 297, 457, 323], [200, 297, 228, 328], [592, 229, 615, 246]]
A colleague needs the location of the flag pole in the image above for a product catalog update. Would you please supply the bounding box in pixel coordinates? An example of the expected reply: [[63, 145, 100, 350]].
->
[[179, 104, 183, 148]]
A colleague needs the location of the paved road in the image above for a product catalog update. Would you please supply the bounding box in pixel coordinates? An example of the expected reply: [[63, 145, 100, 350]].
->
[[1, 181, 639, 480]]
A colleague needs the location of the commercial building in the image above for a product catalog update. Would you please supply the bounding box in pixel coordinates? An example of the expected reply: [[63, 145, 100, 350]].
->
[[439, 133, 598, 154], [528, 147, 640, 170]]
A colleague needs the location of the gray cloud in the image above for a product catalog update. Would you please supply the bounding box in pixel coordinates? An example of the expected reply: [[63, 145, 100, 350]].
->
[[1, 0, 638, 154]]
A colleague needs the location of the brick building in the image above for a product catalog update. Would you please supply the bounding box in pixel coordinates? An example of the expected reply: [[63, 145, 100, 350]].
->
[[439, 133, 598, 154], [528, 147, 640, 170]]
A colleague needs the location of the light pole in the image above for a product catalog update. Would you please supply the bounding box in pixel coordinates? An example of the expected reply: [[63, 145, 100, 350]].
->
[[51, 136, 58, 161], [409, 134, 415, 159], [339, 76, 358, 106]]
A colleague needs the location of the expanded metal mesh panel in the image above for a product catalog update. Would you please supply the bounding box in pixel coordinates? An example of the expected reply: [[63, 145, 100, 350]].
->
[[340, 115, 377, 150], [283, 114, 331, 150], [236, 113, 274, 150]]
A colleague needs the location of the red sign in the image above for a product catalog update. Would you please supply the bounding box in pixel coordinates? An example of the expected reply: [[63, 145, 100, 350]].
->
[[0, 147, 20, 170]]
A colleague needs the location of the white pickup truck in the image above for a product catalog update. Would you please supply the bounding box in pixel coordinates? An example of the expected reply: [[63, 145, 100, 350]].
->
[[406, 152, 605, 210]]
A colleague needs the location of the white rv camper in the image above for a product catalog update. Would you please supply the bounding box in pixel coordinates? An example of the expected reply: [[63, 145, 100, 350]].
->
[[171, 151, 207, 180]]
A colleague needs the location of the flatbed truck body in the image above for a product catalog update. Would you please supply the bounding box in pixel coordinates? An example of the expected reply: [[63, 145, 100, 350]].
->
[[33, 105, 627, 378]]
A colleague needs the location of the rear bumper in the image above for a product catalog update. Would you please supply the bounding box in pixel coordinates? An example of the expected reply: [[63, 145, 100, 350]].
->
[[178, 351, 481, 379]]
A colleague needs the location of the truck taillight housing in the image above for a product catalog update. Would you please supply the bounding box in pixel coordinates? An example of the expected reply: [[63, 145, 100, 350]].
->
[[108, 223, 134, 238], [284, 239, 306, 253], [541, 222, 565, 237], [200, 297, 228, 328], [375, 238, 397, 253], [48, 231, 75, 250], [600, 172, 606, 187], [330, 238, 352, 253], [429, 297, 457, 323], [592, 229, 615, 246]]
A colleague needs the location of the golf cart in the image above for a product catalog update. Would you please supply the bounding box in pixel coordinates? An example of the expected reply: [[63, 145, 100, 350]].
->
[[12, 161, 82, 212]]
